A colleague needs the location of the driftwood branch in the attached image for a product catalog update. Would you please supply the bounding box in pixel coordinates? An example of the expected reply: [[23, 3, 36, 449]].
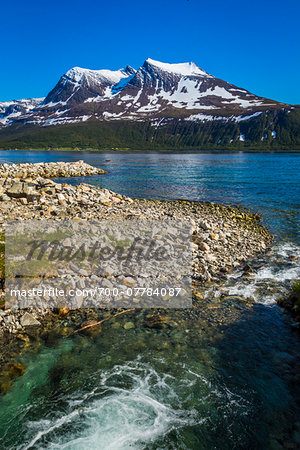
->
[[72, 308, 135, 335]]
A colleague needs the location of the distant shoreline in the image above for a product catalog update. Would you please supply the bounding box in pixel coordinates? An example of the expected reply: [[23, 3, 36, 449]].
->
[[1, 148, 300, 153]]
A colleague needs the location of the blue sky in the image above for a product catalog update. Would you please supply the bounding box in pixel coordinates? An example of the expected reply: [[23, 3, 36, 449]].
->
[[1, 0, 299, 104]]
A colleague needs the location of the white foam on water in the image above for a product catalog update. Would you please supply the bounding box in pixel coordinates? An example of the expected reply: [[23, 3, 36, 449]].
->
[[22, 361, 200, 450], [275, 242, 300, 259], [206, 242, 300, 306]]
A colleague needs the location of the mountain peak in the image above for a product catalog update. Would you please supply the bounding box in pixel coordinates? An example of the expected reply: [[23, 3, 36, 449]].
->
[[124, 65, 136, 76], [0, 57, 288, 133], [64, 66, 130, 84], [144, 58, 212, 77]]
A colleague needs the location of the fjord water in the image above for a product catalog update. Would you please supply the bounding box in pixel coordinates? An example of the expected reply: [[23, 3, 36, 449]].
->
[[0, 151, 299, 449], [1, 151, 299, 241]]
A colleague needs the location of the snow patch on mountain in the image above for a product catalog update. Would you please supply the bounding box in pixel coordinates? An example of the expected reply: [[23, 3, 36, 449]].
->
[[65, 67, 130, 85], [44, 101, 68, 107], [84, 74, 136, 103], [147, 80, 257, 110], [185, 113, 229, 122], [146, 58, 212, 78], [236, 111, 262, 121], [159, 79, 207, 109], [43, 114, 91, 126], [230, 98, 264, 108]]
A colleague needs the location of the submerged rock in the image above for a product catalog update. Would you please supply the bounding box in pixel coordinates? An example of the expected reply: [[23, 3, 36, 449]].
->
[[123, 321, 135, 330], [0, 362, 26, 394], [54, 308, 70, 318], [145, 314, 170, 329], [277, 282, 300, 325]]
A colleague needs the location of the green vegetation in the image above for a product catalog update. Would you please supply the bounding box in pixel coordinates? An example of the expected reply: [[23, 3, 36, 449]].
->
[[0, 107, 299, 150]]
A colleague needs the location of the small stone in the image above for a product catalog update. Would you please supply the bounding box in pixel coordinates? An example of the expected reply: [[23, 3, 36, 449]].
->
[[199, 221, 210, 230], [57, 193, 65, 201], [4, 315, 14, 325], [101, 200, 112, 207], [199, 242, 210, 252], [20, 312, 41, 327], [79, 269, 89, 276], [62, 237, 72, 247], [111, 196, 121, 203], [205, 253, 217, 263], [0, 194, 11, 202], [123, 277, 136, 287], [101, 267, 114, 278]]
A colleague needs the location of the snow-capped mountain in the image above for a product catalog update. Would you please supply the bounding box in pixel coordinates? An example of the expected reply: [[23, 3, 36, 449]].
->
[[0, 58, 288, 128], [99, 57, 284, 121], [42, 65, 136, 107], [0, 58, 298, 150], [0, 98, 44, 126]]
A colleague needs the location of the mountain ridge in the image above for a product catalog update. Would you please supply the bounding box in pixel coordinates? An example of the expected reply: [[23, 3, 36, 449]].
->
[[0, 58, 298, 150]]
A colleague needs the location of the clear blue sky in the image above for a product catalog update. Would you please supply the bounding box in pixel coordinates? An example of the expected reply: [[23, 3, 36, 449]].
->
[[1, 0, 299, 104]]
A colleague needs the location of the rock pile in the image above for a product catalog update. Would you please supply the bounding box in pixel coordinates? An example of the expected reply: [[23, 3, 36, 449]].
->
[[0, 161, 273, 334], [0, 177, 128, 207], [0, 160, 106, 180]]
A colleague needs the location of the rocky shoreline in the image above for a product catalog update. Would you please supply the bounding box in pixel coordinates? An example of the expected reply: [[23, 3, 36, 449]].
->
[[0, 161, 273, 337], [0, 160, 106, 181]]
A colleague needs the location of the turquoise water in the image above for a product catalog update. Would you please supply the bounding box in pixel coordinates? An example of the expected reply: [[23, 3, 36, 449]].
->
[[1, 151, 299, 241], [0, 151, 299, 449]]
